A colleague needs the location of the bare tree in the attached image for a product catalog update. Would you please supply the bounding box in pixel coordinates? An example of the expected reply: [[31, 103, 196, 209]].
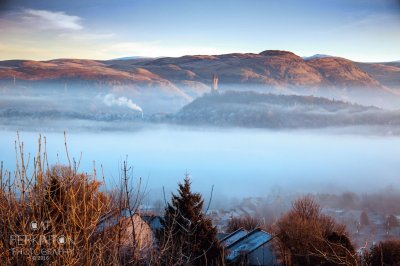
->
[[274, 196, 358, 266]]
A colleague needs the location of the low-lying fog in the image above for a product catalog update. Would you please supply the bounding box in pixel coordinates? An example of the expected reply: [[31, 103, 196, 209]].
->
[[1, 125, 400, 204]]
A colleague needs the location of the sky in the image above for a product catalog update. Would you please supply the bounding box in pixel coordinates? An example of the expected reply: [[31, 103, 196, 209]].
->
[[0, 0, 399, 61]]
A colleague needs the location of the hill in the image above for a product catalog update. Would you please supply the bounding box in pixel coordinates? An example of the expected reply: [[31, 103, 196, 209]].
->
[[1, 50, 400, 112], [171, 91, 400, 128]]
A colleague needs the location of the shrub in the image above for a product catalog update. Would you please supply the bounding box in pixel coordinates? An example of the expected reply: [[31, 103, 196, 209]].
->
[[0, 135, 146, 265], [275, 196, 357, 266]]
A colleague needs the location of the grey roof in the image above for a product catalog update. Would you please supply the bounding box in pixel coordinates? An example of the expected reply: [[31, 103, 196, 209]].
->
[[142, 215, 163, 230], [226, 228, 273, 261], [97, 208, 132, 232], [220, 228, 248, 247]]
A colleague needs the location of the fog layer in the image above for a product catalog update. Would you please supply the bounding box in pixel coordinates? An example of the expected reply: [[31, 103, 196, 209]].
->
[[1, 126, 400, 202]]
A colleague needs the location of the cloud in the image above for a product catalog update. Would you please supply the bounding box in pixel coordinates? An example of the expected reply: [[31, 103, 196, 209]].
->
[[101, 41, 229, 58], [21, 9, 83, 30], [0, 8, 83, 32], [0, 8, 115, 59], [58, 33, 115, 40], [103, 94, 143, 113]]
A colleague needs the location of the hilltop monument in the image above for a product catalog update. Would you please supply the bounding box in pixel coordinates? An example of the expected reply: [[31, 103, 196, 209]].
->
[[211, 74, 219, 94]]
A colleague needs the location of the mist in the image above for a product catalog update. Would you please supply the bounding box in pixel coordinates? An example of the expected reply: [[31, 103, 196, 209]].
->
[[2, 81, 400, 208], [2, 125, 400, 201]]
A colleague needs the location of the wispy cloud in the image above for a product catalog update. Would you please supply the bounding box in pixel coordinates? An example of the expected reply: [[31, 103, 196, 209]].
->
[[0, 8, 83, 32], [58, 32, 115, 40], [101, 41, 228, 58], [22, 9, 83, 30]]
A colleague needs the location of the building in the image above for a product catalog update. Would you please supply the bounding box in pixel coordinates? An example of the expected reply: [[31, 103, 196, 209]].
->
[[97, 209, 154, 254], [224, 228, 277, 266], [142, 214, 163, 243], [142, 214, 163, 232], [220, 228, 248, 247]]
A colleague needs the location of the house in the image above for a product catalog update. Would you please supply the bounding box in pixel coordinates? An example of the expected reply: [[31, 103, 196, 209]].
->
[[97, 209, 153, 254], [142, 214, 163, 232], [224, 228, 277, 266], [142, 214, 163, 244]]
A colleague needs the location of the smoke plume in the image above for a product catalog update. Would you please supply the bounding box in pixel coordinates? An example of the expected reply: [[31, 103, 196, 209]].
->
[[103, 94, 143, 113]]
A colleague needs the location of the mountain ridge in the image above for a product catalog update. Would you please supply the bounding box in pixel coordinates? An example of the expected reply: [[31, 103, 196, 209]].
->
[[1, 50, 399, 111]]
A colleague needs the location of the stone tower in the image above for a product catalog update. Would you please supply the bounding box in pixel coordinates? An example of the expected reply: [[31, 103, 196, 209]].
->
[[211, 74, 219, 94]]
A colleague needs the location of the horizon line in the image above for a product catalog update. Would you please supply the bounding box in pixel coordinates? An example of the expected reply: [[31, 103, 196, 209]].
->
[[0, 50, 399, 63]]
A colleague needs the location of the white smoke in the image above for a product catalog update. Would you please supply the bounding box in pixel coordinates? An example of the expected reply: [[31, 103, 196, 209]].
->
[[103, 94, 143, 113]]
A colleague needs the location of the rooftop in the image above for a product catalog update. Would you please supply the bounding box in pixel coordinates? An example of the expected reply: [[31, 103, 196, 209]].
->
[[220, 228, 248, 247], [226, 228, 273, 261]]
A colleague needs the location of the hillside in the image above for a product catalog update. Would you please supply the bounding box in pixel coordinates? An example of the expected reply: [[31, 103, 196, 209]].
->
[[1, 50, 400, 112], [171, 91, 400, 128], [110, 50, 389, 94], [357, 62, 400, 91]]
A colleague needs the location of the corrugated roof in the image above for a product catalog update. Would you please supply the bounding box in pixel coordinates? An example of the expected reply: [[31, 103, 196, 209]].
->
[[220, 228, 248, 247], [226, 228, 272, 261]]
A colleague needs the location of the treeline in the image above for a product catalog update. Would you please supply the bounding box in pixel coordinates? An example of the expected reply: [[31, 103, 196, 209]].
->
[[182, 91, 373, 111], [316, 191, 400, 214], [0, 109, 143, 121]]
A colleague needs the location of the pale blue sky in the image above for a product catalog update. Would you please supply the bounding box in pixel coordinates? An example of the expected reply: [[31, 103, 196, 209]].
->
[[0, 0, 399, 61]]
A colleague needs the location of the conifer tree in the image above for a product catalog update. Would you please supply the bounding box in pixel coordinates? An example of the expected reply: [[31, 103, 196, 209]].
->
[[360, 211, 370, 228], [159, 175, 221, 265]]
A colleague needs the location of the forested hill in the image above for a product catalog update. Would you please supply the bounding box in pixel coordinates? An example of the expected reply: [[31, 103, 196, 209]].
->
[[172, 91, 399, 128]]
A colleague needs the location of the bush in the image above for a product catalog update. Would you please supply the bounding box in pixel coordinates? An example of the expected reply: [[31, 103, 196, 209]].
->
[[275, 196, 357, 266], [0, 136, 147, 265]]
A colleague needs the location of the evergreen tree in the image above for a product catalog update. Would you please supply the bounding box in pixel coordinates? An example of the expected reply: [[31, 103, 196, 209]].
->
[[360, 211, 370, 228], [386, 214, 399, 229], [159, 175, 221, 265], [367, 240, 400, 265]]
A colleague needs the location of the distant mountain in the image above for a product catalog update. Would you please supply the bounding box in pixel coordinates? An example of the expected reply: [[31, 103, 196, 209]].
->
[[112, 56, 151, 60], [357, 62, 400, 91], [0, 59, 192, 113], [119, 50, 381, 89], [0, 50, 391, 91], [1, 50, 400, 112], [303, 54, 332, 60], [171, 91, 400, 128]]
